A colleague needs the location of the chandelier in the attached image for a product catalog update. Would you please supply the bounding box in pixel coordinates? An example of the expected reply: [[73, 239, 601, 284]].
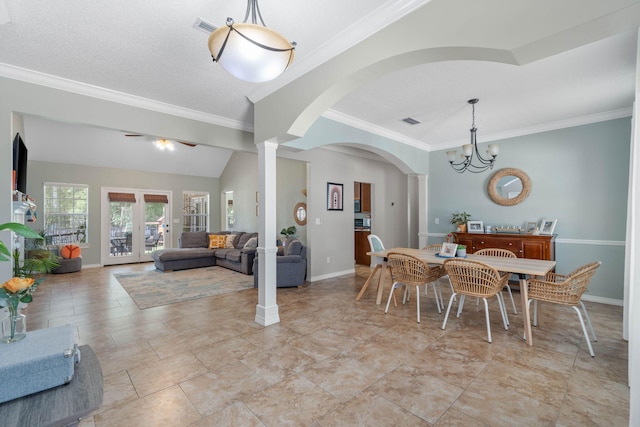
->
[[207, 0, 296, 83], [154, 139, 175, 151], [446, 99, 499, 173]]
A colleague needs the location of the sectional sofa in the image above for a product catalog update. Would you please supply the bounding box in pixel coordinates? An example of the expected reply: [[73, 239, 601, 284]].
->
[[151, 231, 258, 273]]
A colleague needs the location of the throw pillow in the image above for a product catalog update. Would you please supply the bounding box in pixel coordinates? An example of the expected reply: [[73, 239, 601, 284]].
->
[[208, 234, 226, 249], [225, 234, 237, 248], [243, 237, 258, 249], [60, 244, 81, 259]]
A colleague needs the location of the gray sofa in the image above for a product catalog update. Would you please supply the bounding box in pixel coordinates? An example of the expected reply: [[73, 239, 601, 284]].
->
[[252, 237, 307, 288], [151, 231, 258, 274]]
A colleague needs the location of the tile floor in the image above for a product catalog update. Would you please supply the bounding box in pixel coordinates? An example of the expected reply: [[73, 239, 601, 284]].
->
[[23, 263, 629, 426]]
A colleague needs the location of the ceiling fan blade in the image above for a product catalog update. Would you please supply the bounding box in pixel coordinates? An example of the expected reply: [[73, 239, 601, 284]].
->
[[178, 141, 197, 147], [124, 134, 144, 137]]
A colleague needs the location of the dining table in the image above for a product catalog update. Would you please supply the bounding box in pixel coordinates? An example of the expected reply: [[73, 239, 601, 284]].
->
[[363, 247, 556, 345]]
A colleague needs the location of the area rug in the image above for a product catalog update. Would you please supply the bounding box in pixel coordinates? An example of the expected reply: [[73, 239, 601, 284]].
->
[[113, 266, 254, 309]]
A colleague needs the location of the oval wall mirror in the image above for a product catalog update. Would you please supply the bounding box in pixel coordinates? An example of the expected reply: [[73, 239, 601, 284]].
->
[[294, 202, 307, 226], [487, 168, 531, 206]]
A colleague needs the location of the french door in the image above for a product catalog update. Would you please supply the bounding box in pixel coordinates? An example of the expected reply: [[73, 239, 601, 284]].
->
[[101, 188, 172, 265]]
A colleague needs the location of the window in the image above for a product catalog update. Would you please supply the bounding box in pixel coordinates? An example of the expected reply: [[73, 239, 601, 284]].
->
[[183, 192, 209, 232], [43, 183, 89, 245]]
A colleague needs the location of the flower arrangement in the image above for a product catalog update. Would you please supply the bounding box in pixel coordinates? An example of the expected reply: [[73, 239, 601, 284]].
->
[[1, 222, 57, 342], [446, 233, 454, 243]]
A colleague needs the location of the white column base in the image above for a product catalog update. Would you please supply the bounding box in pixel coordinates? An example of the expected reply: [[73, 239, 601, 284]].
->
[[255, 303, 280, 326]]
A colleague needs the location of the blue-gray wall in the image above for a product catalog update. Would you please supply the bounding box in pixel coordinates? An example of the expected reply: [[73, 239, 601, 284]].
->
[[428, 117, 631, 302]]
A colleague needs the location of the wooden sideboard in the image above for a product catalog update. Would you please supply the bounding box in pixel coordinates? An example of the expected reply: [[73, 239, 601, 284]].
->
[[453, 232, 556, 261]]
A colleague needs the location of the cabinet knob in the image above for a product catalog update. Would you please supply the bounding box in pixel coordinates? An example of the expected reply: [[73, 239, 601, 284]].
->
[[480, 241, 484, 245], [508, 243, 513, 246]]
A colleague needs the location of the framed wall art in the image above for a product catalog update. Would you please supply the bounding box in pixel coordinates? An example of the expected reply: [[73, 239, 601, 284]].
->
[[327, 182, 343, 211]]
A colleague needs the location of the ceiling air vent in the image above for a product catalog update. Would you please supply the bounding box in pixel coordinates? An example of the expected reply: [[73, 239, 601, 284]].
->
[[402, 117, 420, 125], [193, 17, 217, 35]]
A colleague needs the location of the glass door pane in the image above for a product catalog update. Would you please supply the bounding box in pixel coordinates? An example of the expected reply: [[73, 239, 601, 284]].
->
[[142, 201, 167, 260], [108, 201, 135, 261]]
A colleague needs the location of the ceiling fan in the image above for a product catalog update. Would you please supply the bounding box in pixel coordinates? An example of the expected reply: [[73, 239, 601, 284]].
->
[[124, 134, 197, 150]]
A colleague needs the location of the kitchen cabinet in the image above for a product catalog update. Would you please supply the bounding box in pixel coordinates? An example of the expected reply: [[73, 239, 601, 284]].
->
[[354, 182, 371, 213], [453, 232, 556, 261], [355, 230, 371, 265]]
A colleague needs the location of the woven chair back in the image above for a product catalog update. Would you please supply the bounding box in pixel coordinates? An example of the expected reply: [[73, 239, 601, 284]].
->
[[443, 258, 506, 298], [422, 244, 442, 253], [387, 252, 442, 286], [474, 248, 517, 258], [528, 261, 601, 306]]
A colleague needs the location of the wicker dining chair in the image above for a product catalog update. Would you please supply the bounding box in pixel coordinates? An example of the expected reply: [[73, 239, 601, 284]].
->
[[384, 252, 444, 323], [355, 234, 388, 301], [442, 258, 510, 343], [422, 244, 454, 309], [474, 248, 519, 315], [526, 261, 601, 357]]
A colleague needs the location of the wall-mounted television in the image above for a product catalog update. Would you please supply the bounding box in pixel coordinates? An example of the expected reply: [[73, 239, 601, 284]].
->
[[12, 133, 28, 194]]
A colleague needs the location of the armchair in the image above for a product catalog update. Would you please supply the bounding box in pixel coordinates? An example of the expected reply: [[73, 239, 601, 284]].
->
[[253, 238, 307, 288]]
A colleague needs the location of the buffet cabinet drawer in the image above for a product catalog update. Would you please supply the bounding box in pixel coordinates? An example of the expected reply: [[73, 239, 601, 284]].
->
[[453, 232, 555, 261], [474, 236, 522, 256]]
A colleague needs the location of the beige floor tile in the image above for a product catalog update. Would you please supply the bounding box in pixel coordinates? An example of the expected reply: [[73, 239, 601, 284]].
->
[[23, 263, 629, 426], [128, 351, 209, 397], [244, 374, 342, 426], [368, 364, 464, 424], [94, 386, 201, 427], [180, 360, 270, 416], [317, 390, 430, 426]]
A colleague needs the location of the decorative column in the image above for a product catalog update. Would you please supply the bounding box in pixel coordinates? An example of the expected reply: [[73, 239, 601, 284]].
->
[[255, 141, 280, 326], [417, 174, 428, 248]]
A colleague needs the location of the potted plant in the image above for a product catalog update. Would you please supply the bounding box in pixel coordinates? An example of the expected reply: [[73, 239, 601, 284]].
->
[[279, 226, 297, 245], [450, 212, 472, 233], [456, 244, 467, 257]]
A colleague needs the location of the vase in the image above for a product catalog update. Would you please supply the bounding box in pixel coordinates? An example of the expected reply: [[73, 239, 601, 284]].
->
[[1, 305, 26, 343], [456, 248, 467, 257]]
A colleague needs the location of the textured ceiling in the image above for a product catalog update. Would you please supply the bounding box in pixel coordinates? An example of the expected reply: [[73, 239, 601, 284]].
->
[[0, 0, 638, 177]]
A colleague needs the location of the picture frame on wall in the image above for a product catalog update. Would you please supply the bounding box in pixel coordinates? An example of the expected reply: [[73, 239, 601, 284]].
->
[[539, 219, 557, 235], [467, 220, 484, 233], [327, 182, 343, 211]]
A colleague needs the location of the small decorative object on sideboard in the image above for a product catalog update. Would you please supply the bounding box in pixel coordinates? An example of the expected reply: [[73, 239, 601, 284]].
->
[[467, 220, 484, 234], [539, 219, 557, 235], [456, 245, 467, 257], [450, 212, 471, 233], [494, 225, 524, 233]]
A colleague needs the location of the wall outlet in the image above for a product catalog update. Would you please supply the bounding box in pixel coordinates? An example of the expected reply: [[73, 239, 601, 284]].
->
[[326, 257, 330, 263], [435, 218, 439, 224]]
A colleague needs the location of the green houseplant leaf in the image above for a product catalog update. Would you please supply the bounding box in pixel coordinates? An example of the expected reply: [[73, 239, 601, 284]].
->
[[0, 222, 43, 262]]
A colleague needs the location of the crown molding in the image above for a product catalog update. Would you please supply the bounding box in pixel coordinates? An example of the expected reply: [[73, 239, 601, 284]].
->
[[0, 62, 253, 132], [322, 108, 428, 150], [324, 106, 633, 153], [248, 0, 433, 103]]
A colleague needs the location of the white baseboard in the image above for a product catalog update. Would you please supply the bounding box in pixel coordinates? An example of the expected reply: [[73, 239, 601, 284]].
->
[[310, 268, 355, 282], [81, 263, 101, 269], [581, 294, 623, 306]]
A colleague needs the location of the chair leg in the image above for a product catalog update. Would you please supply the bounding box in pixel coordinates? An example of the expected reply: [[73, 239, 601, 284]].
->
[[416, 285, 421, 323], [385, 282, 401, 313], [504, 283, 518, 314], [579, 300, 598, 342], [442, 293, 457, 330], [533, 299, 539, 326], [456, 295, 466, 318], [496, 292, 510, 326], [496, 294, 508, 330], [431, 282, 442, 313], [572, 306, 595, 357], [482, 297, 492, 343]]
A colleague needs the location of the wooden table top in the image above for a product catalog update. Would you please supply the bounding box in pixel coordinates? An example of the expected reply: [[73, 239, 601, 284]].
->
[[368, 247, 556, 276]]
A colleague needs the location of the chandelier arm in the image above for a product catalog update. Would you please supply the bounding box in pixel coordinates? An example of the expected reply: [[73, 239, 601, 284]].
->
[[230, 26, 295, 52], [211, 26, 234, 62], [243, 0, 267, 26]]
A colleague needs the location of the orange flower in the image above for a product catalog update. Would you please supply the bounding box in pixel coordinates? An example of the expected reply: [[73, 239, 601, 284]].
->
[[2, 277, 35, 293]]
